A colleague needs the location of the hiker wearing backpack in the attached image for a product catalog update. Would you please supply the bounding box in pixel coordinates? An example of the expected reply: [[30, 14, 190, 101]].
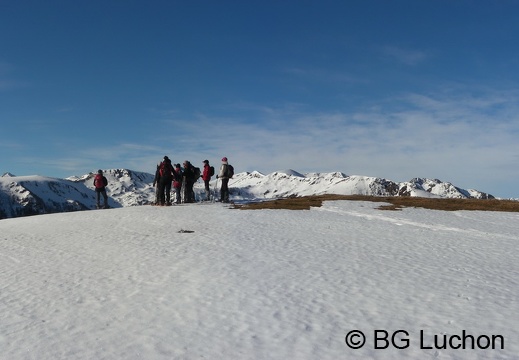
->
[[217, 157, 233, 203], [202, 159, 214, 201], [173, 163, 182, 204], [93, 169, 109, 209], [158, 156, 175, 206], [182, 160, 197, 203]]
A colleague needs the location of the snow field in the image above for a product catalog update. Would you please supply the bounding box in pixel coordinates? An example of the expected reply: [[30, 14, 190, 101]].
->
[[0, 201, 518, 359]]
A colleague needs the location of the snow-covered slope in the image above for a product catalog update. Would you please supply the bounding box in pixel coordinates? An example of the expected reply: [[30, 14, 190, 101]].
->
[[0, 200, 517, 359], [0, 169, 494, 219]]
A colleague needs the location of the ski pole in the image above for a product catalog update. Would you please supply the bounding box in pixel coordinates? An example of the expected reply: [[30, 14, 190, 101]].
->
[[214, 177, 219, 202]]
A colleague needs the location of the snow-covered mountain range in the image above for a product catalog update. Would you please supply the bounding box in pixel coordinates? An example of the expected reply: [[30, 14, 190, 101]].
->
[[0, 169, 494, 219]]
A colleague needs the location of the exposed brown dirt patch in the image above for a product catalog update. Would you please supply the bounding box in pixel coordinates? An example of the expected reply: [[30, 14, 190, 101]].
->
[[235, 195, 519, 212]]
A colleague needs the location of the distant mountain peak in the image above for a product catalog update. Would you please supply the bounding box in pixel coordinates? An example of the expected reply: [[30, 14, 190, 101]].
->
[[0, 168, 495, 220], [275, 169, 305, 177]]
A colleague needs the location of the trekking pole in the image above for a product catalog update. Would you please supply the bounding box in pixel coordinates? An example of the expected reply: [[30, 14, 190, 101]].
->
[[181, 178, 186, 204], [213, 178, 219, 202]]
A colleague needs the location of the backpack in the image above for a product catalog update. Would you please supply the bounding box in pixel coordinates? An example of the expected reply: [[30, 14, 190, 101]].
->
[[226, 164, 234, 178], [94, 174, 105, 189], [194, 167, 201, 181], [209, 166, 215, 177], [173, 168, 182, 187], [173, 168, 181, 182], [159, 161, 173, 178]]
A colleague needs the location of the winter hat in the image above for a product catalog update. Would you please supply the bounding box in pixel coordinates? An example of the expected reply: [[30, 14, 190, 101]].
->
[[221, 157, 228, 162], [164, 156, 169, 161], [203, 159, 209, 164], [97, 169, 103, 174]]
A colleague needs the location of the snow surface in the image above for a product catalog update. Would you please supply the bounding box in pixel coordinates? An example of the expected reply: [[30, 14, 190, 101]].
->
[[1, 201, 518, 359]]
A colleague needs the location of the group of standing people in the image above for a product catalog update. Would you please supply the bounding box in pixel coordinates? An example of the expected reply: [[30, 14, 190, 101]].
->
[[153, 156, 233, 205]]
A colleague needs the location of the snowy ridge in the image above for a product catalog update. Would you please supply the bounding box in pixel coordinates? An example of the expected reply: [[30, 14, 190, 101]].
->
[[1, 168, 494, 219], [0, 175, 96, 219], [68, 169, 155, 207], [228, 171, 493, 201], [0, 169, 154, 219]]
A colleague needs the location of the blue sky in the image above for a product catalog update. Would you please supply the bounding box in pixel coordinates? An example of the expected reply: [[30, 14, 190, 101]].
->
[[1, 1, 519, 198]]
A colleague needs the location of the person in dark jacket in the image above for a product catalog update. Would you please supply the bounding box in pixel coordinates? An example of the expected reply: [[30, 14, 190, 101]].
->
[[182, 160, 196, 203], [158, 156, 174, 206], [202, 159, 212, 201], [93, 169, 109, 209]]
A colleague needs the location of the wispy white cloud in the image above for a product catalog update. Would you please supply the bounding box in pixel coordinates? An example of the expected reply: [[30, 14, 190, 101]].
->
[[20, 87, 519, 197], [144, 88, 518, 197], [380, 45, 429, 65], [0, 140, 24, 150]]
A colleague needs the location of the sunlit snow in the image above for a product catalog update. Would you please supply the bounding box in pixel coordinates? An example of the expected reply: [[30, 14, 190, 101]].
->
[[1, 200, 517, 359]]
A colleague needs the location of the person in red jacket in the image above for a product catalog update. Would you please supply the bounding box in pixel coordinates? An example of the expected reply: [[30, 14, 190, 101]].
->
[[173, 163, 182, 204], [202, 159, 212, 201], [93, 169, 109, 209]]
